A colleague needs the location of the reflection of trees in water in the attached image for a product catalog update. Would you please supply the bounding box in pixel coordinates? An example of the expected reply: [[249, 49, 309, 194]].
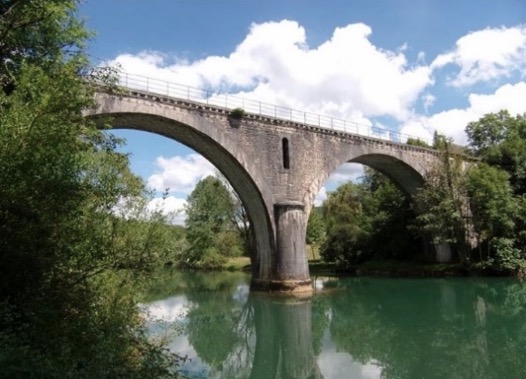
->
[[160, 274, 526, 379], [182, 272, 254, 378], [329, 278, 526, 379]]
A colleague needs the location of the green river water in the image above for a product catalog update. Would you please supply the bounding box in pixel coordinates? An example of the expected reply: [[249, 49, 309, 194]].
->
[[143, 271, 526, 379]]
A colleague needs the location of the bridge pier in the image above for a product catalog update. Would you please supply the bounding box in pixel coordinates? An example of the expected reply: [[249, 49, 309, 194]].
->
[[251, 201, 312, 293]]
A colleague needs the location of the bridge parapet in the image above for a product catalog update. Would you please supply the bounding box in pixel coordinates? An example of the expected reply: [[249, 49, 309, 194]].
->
[[107, 72, 435, 145], [119, 87, 440, 157]]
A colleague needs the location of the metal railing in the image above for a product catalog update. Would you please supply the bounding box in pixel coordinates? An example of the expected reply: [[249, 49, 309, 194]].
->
[[117, 72, 432, 146]]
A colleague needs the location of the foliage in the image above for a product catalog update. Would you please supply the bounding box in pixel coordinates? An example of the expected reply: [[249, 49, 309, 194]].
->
[[306, 207, 325, 246], [229, 107, 245, 119], [320, 182, 371, 264], [406, 137, 431, 148], [319, 169, 421, 266], [217, 172, 254, 257], [184, 176, 243, 268], [466, 164, 517, 260], [466, 110, 526, 195], [411, 137, 469, 263], [0, 1, 182, 377], [412, 116, 526, 273], [489, 238, 524, 273], [360, 170, 421, 260], [464, 110, 526, 272]]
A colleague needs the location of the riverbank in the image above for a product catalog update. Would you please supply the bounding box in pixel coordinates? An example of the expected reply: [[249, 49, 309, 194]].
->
[[218, 256, 519, 278], [309, 260, 469, 277]]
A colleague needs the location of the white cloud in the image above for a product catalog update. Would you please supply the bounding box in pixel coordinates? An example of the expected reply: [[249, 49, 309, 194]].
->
[[107, 20, 433, 123], [147, 196, 187, 225], [401, 81, 526, 145], [315, 187, 327, 206], [432, 25, 526, 87], [147, 153, 215, 194], [327, 163, 365, 186]]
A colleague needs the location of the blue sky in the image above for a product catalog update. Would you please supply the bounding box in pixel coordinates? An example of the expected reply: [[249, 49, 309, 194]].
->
[[79, 0, 526, 221]]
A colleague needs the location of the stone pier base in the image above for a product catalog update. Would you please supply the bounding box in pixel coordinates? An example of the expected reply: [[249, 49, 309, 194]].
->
[[251, 201, 312, 294]]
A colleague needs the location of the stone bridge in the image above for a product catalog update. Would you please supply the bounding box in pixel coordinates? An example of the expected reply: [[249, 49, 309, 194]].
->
[[86, 85, 441, 293]]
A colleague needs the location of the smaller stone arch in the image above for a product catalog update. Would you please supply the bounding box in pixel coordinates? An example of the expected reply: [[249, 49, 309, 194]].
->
[[304, 149, 429, 217], [303, 147, 445, 263], [350, 153, 425, 196]]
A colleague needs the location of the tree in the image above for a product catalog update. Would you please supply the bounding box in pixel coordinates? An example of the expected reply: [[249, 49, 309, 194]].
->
[[0, 1, 181, 377], [184, 176, 242, 268], [466, 164, 516, 259], [411, 136, 469, 263], [306, 207, 325, 249], [465, 111, 526, 273], [320, 182, 373, 264], [217, 172, 254, 257], [361, 170, 421, 261], [466, 110, 526, 195]]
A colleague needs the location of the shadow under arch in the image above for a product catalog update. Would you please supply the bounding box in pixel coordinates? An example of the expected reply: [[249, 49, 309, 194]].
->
[[86, 110, 275, 279], [304, 150, 436, 261], [350, 153, 425, 196], [305, 151, 426, 215]]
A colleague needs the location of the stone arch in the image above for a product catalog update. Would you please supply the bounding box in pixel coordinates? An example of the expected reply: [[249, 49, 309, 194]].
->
[[86, 93, 276, 280], [350, 153, 425, 195], [304, 150, 426, 216], [303, 149, 443, 262]]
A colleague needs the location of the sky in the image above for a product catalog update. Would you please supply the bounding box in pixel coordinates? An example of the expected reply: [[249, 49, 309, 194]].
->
[[79, 0, 526, 223]]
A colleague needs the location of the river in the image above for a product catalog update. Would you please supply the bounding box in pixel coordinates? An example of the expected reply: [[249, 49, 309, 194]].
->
[[142, 271, 526, 379]]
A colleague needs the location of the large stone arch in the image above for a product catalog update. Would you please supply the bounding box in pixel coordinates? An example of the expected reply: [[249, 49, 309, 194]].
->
[[85, 92, 276, 281]]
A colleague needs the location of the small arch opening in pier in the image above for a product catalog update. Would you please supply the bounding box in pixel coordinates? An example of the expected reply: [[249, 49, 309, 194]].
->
[[282, 138, 290, 169]]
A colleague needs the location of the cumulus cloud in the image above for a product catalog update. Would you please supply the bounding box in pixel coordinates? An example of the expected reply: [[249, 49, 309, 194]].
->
[[432, 25, 526, 87], [147, 196, 187, 225], [327, 163, 365, 185], [401, 81, 526, 145], [107, 20, 433, 123], [147, 153, 215, 194]]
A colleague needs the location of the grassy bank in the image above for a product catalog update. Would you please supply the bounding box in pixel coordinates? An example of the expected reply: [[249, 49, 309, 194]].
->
[[220, 255, 471, 278]]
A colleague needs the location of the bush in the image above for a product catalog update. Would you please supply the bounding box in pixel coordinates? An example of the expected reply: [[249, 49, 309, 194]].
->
[[229, 107, 245, 119], [491, 238, 524, 273]]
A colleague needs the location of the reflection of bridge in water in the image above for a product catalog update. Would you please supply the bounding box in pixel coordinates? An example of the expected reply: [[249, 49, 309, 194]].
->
[[87, 73, 443, 293], [250, 295, 323, 379]]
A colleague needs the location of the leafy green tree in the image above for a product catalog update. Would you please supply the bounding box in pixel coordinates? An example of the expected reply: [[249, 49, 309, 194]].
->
[[319, 169, 421, 266], [306, 207, 325, 253], [412, 137, 469, 263], [361, 170, 421, 261], [465, 111, 526, 272], [320, 182, 372, 264], [0, 1, 181, 377], [466, 164, 517, 261], [466, 110, 526, 195], [184, 176, 242, 268], [217, 172, 254, 257]]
